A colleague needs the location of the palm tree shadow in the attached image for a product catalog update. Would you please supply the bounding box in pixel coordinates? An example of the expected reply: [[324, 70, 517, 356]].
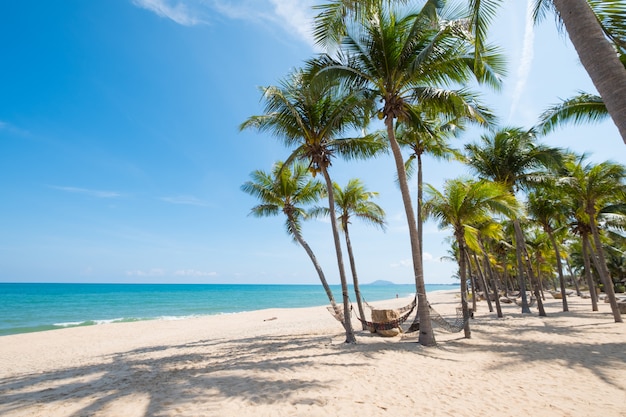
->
[[0, 332, 372, 417]]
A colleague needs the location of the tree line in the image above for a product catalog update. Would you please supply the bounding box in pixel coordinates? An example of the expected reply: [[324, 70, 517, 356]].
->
[[240, 0, 626, 346]]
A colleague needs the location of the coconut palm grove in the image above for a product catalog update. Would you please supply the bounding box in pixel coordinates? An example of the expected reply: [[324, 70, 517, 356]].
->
[[241, 0, 626, 345]]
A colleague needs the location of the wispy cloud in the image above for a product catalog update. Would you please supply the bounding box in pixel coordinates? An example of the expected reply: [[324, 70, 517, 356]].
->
[[174, 269, 217, 277], [132, 0, 203, 26], [0, 120, 29, 136], [391, 252, 436, 268], [508, 0, 535, 122], [126, 268, 167, 277], [160, 195, 213, 207], [140, 0, 318, 49], [268, 0, 316, 49], [50, 185, 122, 199], [391, 259, 411, 268]]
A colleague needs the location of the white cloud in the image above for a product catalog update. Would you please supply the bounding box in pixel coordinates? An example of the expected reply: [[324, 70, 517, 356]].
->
[[391, 259, 412, 268], [508, 0, 535, 122], [268, 0, 316, 49], [132, 0, 203, 26], [50, 185, 122, 199], [174, 269, 217, 277], [160, 195, 213, 207], [126, 268, 167, 277]]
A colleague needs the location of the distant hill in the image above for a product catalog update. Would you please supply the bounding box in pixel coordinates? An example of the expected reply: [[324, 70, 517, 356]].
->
[[366, 280, 396, 286]]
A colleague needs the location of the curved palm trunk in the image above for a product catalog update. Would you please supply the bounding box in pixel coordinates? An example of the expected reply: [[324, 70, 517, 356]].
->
[[456, 234, 472, 338], [588, 214, 623, 323], [289, 218, 342, 321], [321, 167, 357, 343], [483, 251, 503, 318], [565, 258, 582, 296], [513, 220, 532, 313], [582, 233, 599, 311], [553, 0, 626, 145], [474, 252, 493, 313], [521, 242, 547, 317], [343, 224, 367, 330], [547, 229, 568, 312], [466, 251, 478, 313], [417, 153, 423, 260], [385, 117, 435, 346]]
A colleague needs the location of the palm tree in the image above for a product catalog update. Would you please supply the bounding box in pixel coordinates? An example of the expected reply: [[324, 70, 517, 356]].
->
[[319, 0, 626, 145], [470, 0, 626, 145], [536, 92, 609, 135], [331, 179, 386, 329], [527, 185, 570, 311], [397, 116, 463, 261], [313, 1, 500, 346], [240, 68, 385, 343], [424, 178, 521, 338], [559, 156, 626, 322], [465, 127, 563, 313], [241, 162, 340, 313]]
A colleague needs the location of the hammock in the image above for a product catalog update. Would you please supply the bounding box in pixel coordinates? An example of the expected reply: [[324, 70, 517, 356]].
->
[[355, 297, 417, 331], [327, 297, 416, 331], [405, 303, 471, 333], [328, 297, 470, 334]]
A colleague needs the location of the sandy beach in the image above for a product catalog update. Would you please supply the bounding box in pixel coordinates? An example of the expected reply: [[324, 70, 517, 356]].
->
[[0, 289, 624, 417]]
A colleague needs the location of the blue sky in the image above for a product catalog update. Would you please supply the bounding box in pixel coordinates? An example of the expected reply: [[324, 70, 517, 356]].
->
[[1, 0, 625, 285]]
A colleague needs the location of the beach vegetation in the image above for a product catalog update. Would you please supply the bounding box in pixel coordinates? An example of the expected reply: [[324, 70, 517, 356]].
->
[[558, 154, 626, 322], [241, 162, 342, 315], [465, 127, 563, 314], [328, 178, 387, 330], [423, 177, 522, 338], [310, 0, 500, 346], [241, 67, 387, 343]]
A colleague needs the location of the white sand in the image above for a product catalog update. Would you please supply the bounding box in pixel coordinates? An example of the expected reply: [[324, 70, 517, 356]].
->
[[0, 290, 624, 417]]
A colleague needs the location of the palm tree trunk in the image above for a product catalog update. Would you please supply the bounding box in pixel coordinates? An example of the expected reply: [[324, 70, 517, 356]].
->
[[457, 236, 472, 339], [483, 251, 503, 318], [344, 225, 367, 330], [522, 243, 547, 317], [321, 167, 357, 343], [466, 251, 478, 313], [553, 0, 626, 145], [290, 218, 342, 322], [417, 153, 423, 261], [513, 220, 532, 313], [547, 228, 568, 311], [474, 252, 493, 313], [582, 233, 599, 311], [385, 116, 435, 346], [565, 257, 582, 296], [588, 214, 623, 322]]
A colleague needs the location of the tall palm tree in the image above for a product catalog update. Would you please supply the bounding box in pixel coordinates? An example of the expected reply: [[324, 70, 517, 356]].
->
[[465, 127, 563, 313], [313, 1, 500, 346], [424, 178, 522, 338], [240, 68, 385, 343], [559, 156, 626, 322], [331, 179, 386, 329], [320, 0, 626, 145], [241, 162, 340, 312]]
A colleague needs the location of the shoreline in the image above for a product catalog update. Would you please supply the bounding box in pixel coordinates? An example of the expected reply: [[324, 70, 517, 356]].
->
[[0, 283, 459, 337], [1, 289, 624, 416]]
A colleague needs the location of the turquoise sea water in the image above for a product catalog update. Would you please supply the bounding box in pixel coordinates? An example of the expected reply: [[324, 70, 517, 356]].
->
[[0, 283, 459, 336]]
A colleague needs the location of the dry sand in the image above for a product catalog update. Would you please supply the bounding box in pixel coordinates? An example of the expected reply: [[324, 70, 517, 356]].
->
[[0, 290, 624, 417]]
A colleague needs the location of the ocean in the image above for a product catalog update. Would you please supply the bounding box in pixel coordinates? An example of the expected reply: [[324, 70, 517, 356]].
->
[[0, 282, 459, 336]]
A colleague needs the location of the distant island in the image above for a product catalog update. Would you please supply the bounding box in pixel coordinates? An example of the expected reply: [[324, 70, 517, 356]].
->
[[365, 280, 397, 286]]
